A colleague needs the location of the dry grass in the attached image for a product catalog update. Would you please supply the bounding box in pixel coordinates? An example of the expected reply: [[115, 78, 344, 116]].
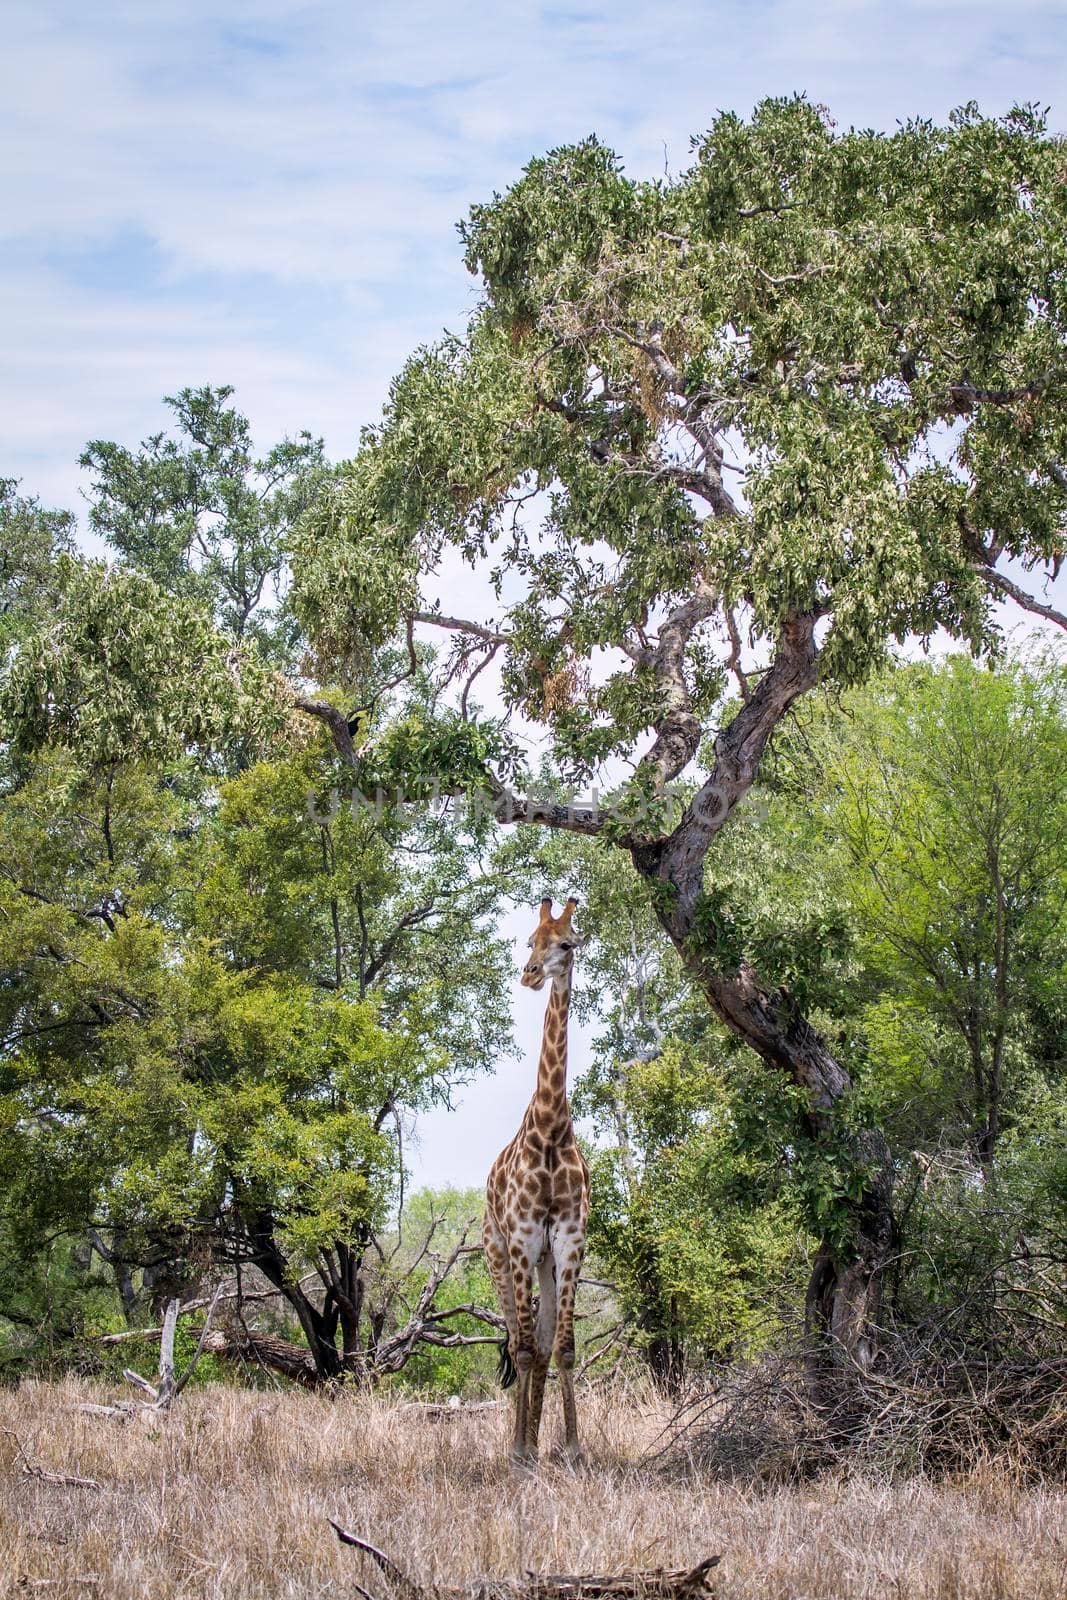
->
[[0, 1377, 1064, 1599]]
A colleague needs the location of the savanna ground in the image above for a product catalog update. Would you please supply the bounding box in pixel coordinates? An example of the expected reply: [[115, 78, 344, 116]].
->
[[1, 1379, 1064, 1599]]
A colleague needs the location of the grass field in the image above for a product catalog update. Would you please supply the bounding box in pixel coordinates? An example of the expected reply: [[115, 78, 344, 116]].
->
[[1, 1378, 1064, 1599]]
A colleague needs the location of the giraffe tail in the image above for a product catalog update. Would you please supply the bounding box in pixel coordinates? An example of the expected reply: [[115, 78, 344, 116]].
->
[[496, 1338, 517, 1389]]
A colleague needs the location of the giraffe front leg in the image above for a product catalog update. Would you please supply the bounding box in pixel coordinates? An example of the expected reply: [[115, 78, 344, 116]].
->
[[551, 1227, 586, 1466], [525, 1255, 557, 1455], [509, 1231, 542, 1466]]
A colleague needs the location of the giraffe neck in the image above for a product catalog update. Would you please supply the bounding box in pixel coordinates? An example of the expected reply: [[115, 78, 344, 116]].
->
[[532, 968, 572, 1134]]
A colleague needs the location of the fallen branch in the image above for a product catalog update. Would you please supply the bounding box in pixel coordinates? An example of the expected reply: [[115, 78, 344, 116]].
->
[[395, 1400, 505, 1419], [330, 1527, 424, 1600], [329, 1525, 720, 1600], [200, 1326, 320, 1388], [2, 1429, 101, 1492]]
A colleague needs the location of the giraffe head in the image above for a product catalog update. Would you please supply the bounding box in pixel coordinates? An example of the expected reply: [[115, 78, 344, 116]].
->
[[521, 896, 582, 990]]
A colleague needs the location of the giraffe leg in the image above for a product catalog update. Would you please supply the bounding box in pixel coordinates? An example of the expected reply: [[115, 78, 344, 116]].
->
[[508, 1226, 543, 1465], [551, 1226, 586, 1465], [526, 1255, 557, 1455], [483, 1215, 519, 1374]]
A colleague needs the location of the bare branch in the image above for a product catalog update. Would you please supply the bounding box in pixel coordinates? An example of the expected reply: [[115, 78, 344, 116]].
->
[[946, 370, 1063, 412], [171, 1282, 227, 1400], [645, 610, 820, 918], [634, 582, 720, 789], [977, 565, 1067, 634], [412, 610, 509, 645], [156, 1297, 180, 1405], [723, 608, 750, 701], [293, 697, 358, 765]]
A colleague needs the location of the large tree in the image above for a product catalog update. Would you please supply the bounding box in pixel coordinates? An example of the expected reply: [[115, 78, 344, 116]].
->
[[0, 393, 540, 1380], [562, 652, 1066, 1381], [292, 99, 1067, 1361]]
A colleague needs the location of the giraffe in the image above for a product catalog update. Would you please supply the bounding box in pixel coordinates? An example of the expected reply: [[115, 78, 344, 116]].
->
[[483, 895, 590, 1467]]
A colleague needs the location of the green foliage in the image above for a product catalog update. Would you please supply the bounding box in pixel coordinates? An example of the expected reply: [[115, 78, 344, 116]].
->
[[0, 480, 76, 653], [1, 558, 287, 770], [81, 385, 328, 653], [296, 101, 1067, 775], [2, 387, 330, 780], [0, 385, 544, 1380], [557, 842, 812, 1367], [0, 1232, 116, 1375], [775, 650, 1067, 1159], [556, 647, 1066, 1366], [579, 1043, 811, 1363], [885, 1074, 1067, 1344]]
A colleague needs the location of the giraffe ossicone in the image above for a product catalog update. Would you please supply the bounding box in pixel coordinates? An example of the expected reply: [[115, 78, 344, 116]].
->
[[483, 894, 590, 1466]]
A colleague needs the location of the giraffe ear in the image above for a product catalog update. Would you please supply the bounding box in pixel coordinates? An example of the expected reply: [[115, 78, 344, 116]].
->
[[539, 897, 554, 924], [558, 897, 579, 928]]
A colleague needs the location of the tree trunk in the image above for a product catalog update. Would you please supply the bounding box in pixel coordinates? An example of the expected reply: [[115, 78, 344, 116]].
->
[[243, 1210, 344, 1381], [201, 1326, 321, 1386], [646, 1330, 686, 1397], [615, 613, 895, 1368], [633, 850, 896, 1371], [803, 1126, 895, 1374], [633, 1240, 686, 1396]]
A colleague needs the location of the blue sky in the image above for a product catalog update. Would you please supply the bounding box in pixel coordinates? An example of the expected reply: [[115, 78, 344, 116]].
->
[[6, 0, 1066, 511], [3, 1, 1065, 1187]]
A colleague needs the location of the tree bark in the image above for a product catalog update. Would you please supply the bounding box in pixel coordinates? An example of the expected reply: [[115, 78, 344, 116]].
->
[[242, 1209, 344, 1381], [622, 614, 896, 1370], [200, 1326, 321, 1387]]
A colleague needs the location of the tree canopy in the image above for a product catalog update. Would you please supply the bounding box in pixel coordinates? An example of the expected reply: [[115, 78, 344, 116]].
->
[[0, 392, 545, 1381]]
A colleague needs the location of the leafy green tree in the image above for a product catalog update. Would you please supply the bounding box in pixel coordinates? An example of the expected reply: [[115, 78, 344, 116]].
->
[[0, 481, 76, 654], [80, 386, 328, 653], [0, 726, 533, 1380], [563, 652, 1065, 1377], [803, 651, 1067, 1169], [0, 390, 548, 1379], [1, 558, 285, 774], [292, 100, 1067, 1357]]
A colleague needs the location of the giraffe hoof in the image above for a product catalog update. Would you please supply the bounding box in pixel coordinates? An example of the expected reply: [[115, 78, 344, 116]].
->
[[509, 1446, 538, 1470], [552, 1442, 585, 1469]]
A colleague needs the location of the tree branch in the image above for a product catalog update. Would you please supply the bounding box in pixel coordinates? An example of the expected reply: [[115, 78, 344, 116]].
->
[[977, 565, 1067, 634], [412, 611, 510, 645], [293, 697, 357, 764], [642, 610, 820, 918], [633, 582, 720, 788]]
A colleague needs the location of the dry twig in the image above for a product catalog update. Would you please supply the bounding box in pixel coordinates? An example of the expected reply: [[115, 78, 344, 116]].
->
[[1, 1429, 101, 1492], [329, 1525, 720, 1600]]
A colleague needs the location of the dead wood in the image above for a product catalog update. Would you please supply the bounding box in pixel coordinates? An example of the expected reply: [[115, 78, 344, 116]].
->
[[655, 1329, 1067, 1481], [1, 1429, 101, 1492], [78, 1284, 228, 1418], [199, 1326, 320, 1387], [395, 1400, 504, 1420], [330, 1524, 720, 1600]]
